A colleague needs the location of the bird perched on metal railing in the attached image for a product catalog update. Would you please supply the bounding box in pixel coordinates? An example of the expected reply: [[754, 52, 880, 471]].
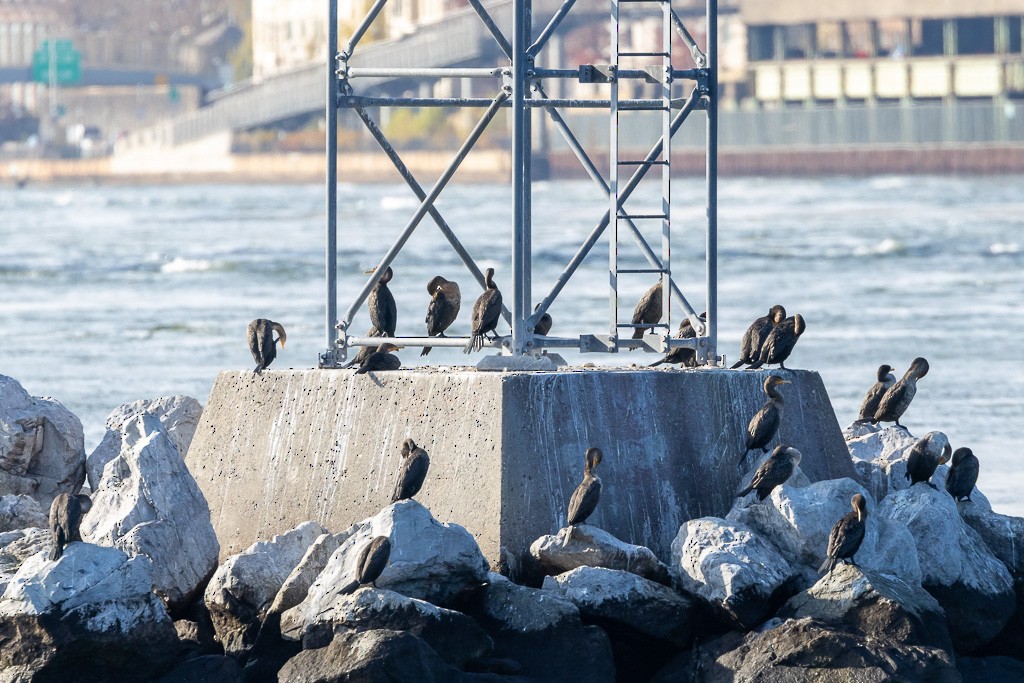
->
[[421, 276, 461, 356], [464, 267, 503, 353], [630, 280, 663, 342]]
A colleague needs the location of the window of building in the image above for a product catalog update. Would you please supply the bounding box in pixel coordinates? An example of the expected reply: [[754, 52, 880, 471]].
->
[[783, 24, 814, 59], [877, 19, 909, 58], [845, 21, 874, 58], [1009, 17, 1023, 53], [913, 19, 944, 56], [957, 17, 995, 55], [816, 22, 842, 58], [748, 24, 776, 61]]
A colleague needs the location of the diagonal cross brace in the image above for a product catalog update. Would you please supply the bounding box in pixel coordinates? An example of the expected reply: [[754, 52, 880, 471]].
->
[[671, 9, 707, 68], [342, 0, 389, 61], [467, 0, 512, 59], [528, 0, 578, 57]]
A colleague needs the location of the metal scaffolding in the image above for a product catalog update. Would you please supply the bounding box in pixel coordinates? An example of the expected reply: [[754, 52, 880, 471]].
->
[[321, 0, 719, 368]]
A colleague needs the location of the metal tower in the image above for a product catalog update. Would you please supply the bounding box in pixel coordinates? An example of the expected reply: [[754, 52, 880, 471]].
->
[[321, 0, 718, 368]]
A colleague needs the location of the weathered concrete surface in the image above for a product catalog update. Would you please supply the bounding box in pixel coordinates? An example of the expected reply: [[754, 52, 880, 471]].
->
[[187, 368, 854, 563]]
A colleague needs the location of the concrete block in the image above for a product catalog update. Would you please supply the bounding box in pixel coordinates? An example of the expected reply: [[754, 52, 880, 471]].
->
[[185, 368, 854, 564]]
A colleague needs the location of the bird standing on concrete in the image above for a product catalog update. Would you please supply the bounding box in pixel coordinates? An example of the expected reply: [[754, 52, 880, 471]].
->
[[630, 281, 663, 342], [247, 319, 287, 373], [856, 364, 897, 422], [340, 536, 392, 594], [355, 343, 402, 374], [740, 375, 790, 463], [945, 447, 980, 502], [748, 313, 805, 369], [737, 445, 802, 501], [567, 447, 603, 531], [819, 494, 868, 574], [421, 276, 461, 356], [731, 305, 786, 369], [905, 431, 951, 488], [49, 492, 92, 561], [464, 267, 503, 353], [872, 357, 929, 429], [649, 312, 705, 368], [392, 438, 430, 502]]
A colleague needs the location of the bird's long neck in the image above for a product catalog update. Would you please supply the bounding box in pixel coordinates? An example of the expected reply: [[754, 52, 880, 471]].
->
[[766, 386, 785, 402]]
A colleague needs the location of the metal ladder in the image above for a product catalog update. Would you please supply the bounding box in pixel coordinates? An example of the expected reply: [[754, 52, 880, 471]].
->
[[610, 0, 675, 345]]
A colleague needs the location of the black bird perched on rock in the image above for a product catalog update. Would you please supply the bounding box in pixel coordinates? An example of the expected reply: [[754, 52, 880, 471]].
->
[[533, 303, 553, 337], [464, 268, 503, 353], [340, 536, 392, 594], [905, 431, 951, 488], [748, 313, 805, 369], [567, 447, 603, 531], [368, 266, 398, 338], [630, 281, 663, 341], [819, 494, 868, 574], [740, 376, 791, 463], [649, 313, 705, 368], [872, 357, 929, 429], [737, 445, 802, 501], [421, 276, 461, 356], [856, 364, 897, 422], [731, 305, 786, 369], [355, 343, 402, 374], [392, 438, 430, 502], [247, 319, 287, 373], [945, 447, 979, 502], [49, 492, 92, 561]]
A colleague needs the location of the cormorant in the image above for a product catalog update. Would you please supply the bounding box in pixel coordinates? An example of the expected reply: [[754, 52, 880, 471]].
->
[[630, 281, 663, 341], [355, 343, 402, 374], [567, 447, 603, 530], [748, 313, 805, 369], [905, 431, 951, 488], [731, 305, 786, 369], [49, 493, 92, 561], [343, 327, 384, 369], [856, 364, 896, 422], [340, 536, 392, 594], [464, 268, 503, 353], [533, 303, 553, 336], [872, 357, 929, 428], [819, 494, 868, 574], [740, 375, 791, 463], [649, 312, 706, 368], [737, 445, 802, 501], [392, 438, 430, 502], [368, 266, 397, 338], [421, 276, 461, 356], [247, 319, 287, 374], [945, 447, 979, 502]]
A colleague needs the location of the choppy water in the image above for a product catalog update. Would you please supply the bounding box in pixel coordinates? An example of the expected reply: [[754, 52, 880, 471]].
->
[[1, 177, 1021, 515]]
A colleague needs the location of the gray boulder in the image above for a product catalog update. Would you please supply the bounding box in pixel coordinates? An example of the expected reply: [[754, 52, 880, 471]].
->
[[529, 524, 671, 584], [0, 527, 49, 595], [80, 412, 219, 612], [879, 484, 1016, 652], [154, 655, 244, 683], [843, 422, 919, 501], [87, 395, 203, 491], [0, 543, 179, 681], [780, 563, 953, 651], [0, 375, 85, 509], [671, 517, 798, 629], [958, 502, 1024, 577], [0, 494, 47, 532], [204, 520, 326, 656], [727, 478, 921, 586], [543, 566, 696, 647]]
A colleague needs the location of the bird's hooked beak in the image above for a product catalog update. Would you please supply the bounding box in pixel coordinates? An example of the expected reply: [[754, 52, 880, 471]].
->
[[940, 443, 952, 465]]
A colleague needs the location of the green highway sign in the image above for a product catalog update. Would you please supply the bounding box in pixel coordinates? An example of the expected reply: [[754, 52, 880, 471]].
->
[[33, 39, 80, 85]]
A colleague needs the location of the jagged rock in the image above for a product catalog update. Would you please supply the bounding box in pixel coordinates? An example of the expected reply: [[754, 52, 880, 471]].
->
[[543, 566, 695, 647], [696, 617, 958, 682], [80, 413, 219, 613], [86, 395, 203, 491], [671, 517, 798, 629], [0, 494, 47, 532], [958, 502, 1024, 577], [269, 531, 347, 618], [0, 375, 85, 509], [204, 520, 326, 656], [0, 543, 179, 680], [879, 484, 1016, 652], [154, 654, 243, 683], [281, 588, 492, 668], [277, 629, 464, 683], [727, 478, 921, 586], [957, 656, 1024, 683], [780, 564, 952, 651], [296, 500, 488, 611], [0, 527, 49, 595], [530, 524, 671, 584], [844, 422, 918, 501]]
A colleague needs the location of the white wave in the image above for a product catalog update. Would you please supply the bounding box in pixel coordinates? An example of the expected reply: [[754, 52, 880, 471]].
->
[[868, 176, 909, 191], [379, 195, 418, 211], [161, 257, 215, 273], [852, 238, 904, 256], [989, 242, 1020, 255]]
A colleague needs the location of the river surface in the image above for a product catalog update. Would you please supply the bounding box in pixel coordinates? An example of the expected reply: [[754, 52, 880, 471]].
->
[[1, 176, 1021, 515]]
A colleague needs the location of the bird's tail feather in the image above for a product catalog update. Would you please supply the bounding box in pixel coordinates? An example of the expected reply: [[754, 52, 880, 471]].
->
[[648, 359, 666, 368], [748, 360, 764, 369], [730, 359, 746, 369], [420, 346, 432, 356], [818, 557, 835, 574], [736, 485, 753, 498], [49, 544, 62, 562], [339, 580, 360, 595]]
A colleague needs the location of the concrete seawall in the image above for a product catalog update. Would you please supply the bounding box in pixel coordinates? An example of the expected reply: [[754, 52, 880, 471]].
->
[[185, 367, 854, 563]]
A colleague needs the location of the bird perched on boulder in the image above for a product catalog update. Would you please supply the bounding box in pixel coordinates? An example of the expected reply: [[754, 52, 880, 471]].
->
[[740, 375, 790, 464], [649, 313, 705, 368], [340, 536, 392, 594], [421, 276, 461, 356], [737, 445, 802, 501], [819, 494, 868, 574], [247, 319, 286, 373], [567, 447, 603, 532], [49, 492, 92, 561], [630, 281, 663, 342], [748, 313, 805, 369], [945, 447, 979, 502], [872, 357, 929, 429], [465, 268, 503, 353], [905, 431, 951, 488], [355, 343, 402, 374], [392, 438, 430, 502], [731, 305, 786, 369], [856, 364, 896, 422], [368, 266, 398, 338]]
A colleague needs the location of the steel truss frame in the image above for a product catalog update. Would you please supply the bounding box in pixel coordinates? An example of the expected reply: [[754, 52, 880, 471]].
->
[[321, 0, 718, 367]]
